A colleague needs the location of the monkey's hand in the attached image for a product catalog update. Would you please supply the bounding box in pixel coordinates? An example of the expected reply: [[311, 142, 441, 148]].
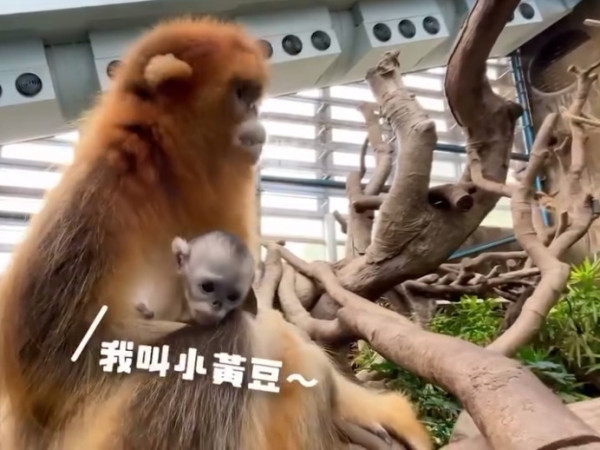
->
[[333, 374, 432, 450], [337, 418, 409, 450]]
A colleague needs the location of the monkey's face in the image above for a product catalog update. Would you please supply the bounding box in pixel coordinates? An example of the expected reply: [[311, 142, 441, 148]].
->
[[229, 79, 266, 164], [172, 233, 255, 326], [182, 268, 251, 326], [120, 18, 270, 164]]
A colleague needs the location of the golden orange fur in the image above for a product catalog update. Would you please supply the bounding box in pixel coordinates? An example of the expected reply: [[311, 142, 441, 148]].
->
[[0, 16, 431, 450]]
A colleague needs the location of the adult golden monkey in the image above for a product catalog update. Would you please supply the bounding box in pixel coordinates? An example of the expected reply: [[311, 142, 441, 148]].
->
[[0, 17, 431, 450]]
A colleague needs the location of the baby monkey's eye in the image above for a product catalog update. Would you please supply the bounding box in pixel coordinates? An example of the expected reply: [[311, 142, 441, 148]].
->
[[201, 281, 215, 293], [227, 291, 240, 302]]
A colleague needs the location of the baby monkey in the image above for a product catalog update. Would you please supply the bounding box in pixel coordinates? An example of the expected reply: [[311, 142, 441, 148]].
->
[[136, 230, 256, 326]]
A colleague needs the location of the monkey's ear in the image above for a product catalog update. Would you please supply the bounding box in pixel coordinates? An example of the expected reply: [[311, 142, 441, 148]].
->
[[144, 53, 193, 89], [243, 288, 258, 316], [171, 236, 191, 269]]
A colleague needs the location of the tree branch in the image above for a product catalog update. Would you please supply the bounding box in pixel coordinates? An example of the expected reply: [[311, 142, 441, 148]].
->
[[255, 242, 283, 309], [333, 210, 348, 234], [322, 0, 521, 304], [358, 103, 394, 196], [299, 260, 600, 449], [277, 264, 350, 344], [488, 60, 600, 355]]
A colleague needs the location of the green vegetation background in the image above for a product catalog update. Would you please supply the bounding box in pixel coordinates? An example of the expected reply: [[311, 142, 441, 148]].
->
[[352, 258, 600, 448]]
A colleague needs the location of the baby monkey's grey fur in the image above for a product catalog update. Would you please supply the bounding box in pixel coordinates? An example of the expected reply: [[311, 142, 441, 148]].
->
[[136, 230, 255, 326]]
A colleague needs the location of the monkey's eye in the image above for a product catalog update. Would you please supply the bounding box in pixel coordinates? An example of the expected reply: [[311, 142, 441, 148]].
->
[[227, 291, 240, 302], [233, 79, 261, 109], [201, 281, 215, 293]]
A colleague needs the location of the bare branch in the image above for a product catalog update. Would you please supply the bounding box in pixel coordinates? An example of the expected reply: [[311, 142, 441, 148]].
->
[[468, 157, 515, 198], [305, 261, 600, 449], [352, 195, 384, 213], [489, 111, 599, 355], [459, 251, 527, 271], [401, 267, 539, 300], [277, 264, 350, 344], [317, 0, 521, 304], [428, 183, 475, 211], [333, 210, 348, 234], [255, 242, 283, 309], [444, 0, 522, 128], [366, 50, 436, 217], [358, 103, 394, 195]]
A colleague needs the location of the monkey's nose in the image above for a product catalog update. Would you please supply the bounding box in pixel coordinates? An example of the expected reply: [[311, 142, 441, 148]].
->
[[238, 120, 266, 147], [235, 119, 266, 162], [211, 300, 222, 309]]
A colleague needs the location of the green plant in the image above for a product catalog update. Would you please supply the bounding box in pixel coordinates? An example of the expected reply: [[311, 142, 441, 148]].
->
[[351, 259, 600, 447], [352, 346, 461, 448], [429, 295, 503, 345], [516, 346, 589, 403], [538, 257, 600, 374]]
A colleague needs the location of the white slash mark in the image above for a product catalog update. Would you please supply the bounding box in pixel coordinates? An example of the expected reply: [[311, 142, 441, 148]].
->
[[71, 305, 108, 362]]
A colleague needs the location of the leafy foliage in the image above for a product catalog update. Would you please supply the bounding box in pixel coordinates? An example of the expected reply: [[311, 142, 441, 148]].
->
[[429, 295, 503, 345], [352, 345, 461, 448], [536, 257, 600, 375], [352, 258, 600, 448]]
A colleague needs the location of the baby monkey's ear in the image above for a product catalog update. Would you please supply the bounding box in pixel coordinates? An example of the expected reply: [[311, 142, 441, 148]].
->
[[144, 53, 193, 90], [171, 236, 191, 270]]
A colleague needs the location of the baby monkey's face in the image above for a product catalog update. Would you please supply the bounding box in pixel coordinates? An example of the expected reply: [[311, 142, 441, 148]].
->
[[172, 232, 255, 326]]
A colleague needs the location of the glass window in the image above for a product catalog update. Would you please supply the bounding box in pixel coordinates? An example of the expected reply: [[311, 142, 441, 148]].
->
[[332, 151, 376, 168], [487, 67, 499, 80], [431, 160, 457, 178], [260, 167, 318, 179], [426, 67, 446, 75], [333, 220, 345, 242], [330, 85, 374, 102], [0, 224, 26, 245], [261, 216, 324, 239], [0, 252, 11, 273], [2, 143, 73, 165], [261, 98, 315, 117], [481, 209, 513, 228], [295, 89, 321, 98], [263, 120, 315, 139], [497, 197, 511, 208], [330, 106, 366, 123], [54, 131, 79, 143], [261, 193, 319, 211], [331, 128, 367, 144], [328, 196, 349, 215], [0, 196, 43, 215], [403, 74, 442, 91], [332, 175, 349, 182], [283, 241, 327, 261], [433, 119, 448, 132], [261, 145, 317, 163], [416, 96, 445, 112], [259, 241, 327, 261], [0, 168, 62, 190]]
